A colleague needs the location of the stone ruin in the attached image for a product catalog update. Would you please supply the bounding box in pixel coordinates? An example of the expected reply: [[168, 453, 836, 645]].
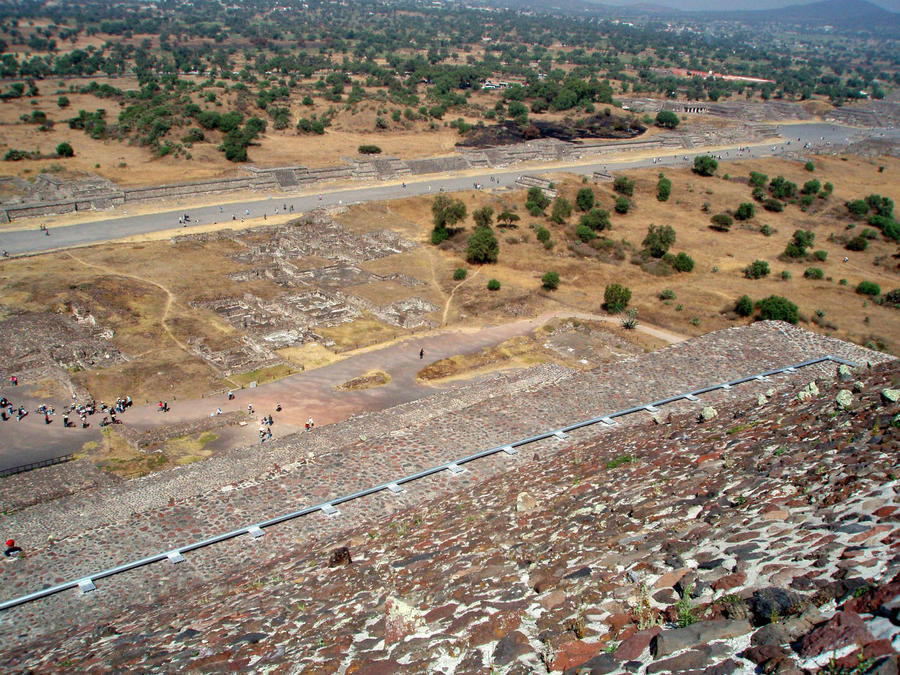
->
[[183, 214, 437, 372], [0, 308, 125, 376]]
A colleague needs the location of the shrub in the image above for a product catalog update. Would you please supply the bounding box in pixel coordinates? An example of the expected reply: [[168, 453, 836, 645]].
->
[[466, 227, 499, 264], [358, 144, 381, 154], [57, 95, 69, 108], [55, 141, 74, 157], [804, 267, 824, 280], [613, 175, 634, 197], [735, 295, 754, 317], [580, 208, 610, 231], [744, 260, 771, 279], [472, 206, 494, 229], [845, 236, 868, 251], [642, 224, 676, 258], [884, 289, 900, 307], [671, 252, 694, 272], [801, 179, 821, 195], [576, 224, 598, 242], [710, 213, 733, 231], [550, 197, 572, 224], [763, 198, 784, 212], [784, 230, 814, 258], [297, 117, 325, 134], [431, 227, 450, 245], [782, 270, 792, 281], [604, 283, 631, 313], [487, 278, 501, 291], [804, 161, 815, 172], [769, 176, 797, 200], [865, 194, 894, 218], [813, 250, 828, 262], [846, 199, 869, 217], [757, 295, 799, 324], [693, 155, 718, 176], [541, 271, 560, 290], [749, 171, 768, 188], [453, 268, 467, 281], [614, 196, 630, 214], [861, 228, 879, 240], [760, 224, 772, 236], [735, 203, 755, 221], [659, 289, 676, 300], [181, 127, 205, 143], [535, 225, 551, 243], [575, 187, 595, 212], [657, 174, 671, 202], [856, 281, 881, 296], [432, 194, 467, 231], [525, 186, 551, 216], [655, 110, 680, 128]]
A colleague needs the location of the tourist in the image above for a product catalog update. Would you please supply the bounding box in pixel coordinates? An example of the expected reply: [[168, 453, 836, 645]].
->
[[419, 348, 424, 360], [4, 539, 23, 558], [10, 375, 17, 386], [248, 404, 254, 415], [307, 417, 314, 430], [62, 413, 68, 427]]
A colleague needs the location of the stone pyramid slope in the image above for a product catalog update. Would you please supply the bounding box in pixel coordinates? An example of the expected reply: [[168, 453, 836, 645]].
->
[[1, 336, 898, 673], [0, 323, 896, 672]]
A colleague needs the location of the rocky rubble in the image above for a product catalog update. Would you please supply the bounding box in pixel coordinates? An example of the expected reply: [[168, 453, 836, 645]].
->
[[0, 335, 897, 672]]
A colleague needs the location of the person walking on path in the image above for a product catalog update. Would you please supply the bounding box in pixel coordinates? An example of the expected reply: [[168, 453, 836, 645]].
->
[[419, 348, 424, 360], [5, 539, 23, 558]]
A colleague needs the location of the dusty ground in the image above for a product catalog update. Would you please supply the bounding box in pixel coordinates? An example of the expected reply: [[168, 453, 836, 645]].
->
[[0, 153, 897, 407]]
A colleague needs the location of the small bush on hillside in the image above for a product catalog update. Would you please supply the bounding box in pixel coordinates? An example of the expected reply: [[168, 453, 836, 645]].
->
[[749, 171, 768, 188], [845, 236, 868, 251], [782, 270, 792, 281], [659, 289, 677, 300], [604, 283, 632, 313], [453, 268, 467, 281], [575, 187, 595, 212], [757, 295, 799, 324], [804, 267, 824, 280], [710, 213, 733, 231], [358, 144, 381, 154], [657, 174, 671, 202], [541, 271, 560, 290], [670, 252, 694, 272], [55, 141, 74, 157], [487, 278, 501, 291], [525, 186, 551, 216], [735, 295, 754, 317], [655, 110, 680, 128], [861, 228, 879, 240], [744, 260, 771, 279], [801, 179, 821, 195], [735, 203, 755, 221], [642, 224, 676, 258], [576, 224, 598, 242], [813, 250, 828, 262], [614, 196, 630, 214], [769, 176, 797, 200], [763, 198, 784, 212], [884, 288, 900, 308], [580, 208, 610, 231], [613, 175, 634, 196], [856, 281, 881, 296], [804, 161, 815, 172], [693, 155, 718, 176], [472, 206, 494, 229], [846, 199, 869, 217], [535, 225, 551, 244], [760, 224, 772, 236], [550, 197, 572, 224]]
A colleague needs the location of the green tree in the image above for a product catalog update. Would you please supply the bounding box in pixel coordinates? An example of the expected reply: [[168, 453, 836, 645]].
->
[[576, 224, 598, 242], [657, 174, 671, 202], [846, 199, 869, 217], [432, 195, 467, 230], [655, 110, 679, 129], [466, 226, 499, 264], [735, 203, 755, 221], [693, 155, 718, 176], [769, 176, 797, 200], [497, 211, 520, 227], [472, 206, 494, 229], [541, 271, 560, 290], [55, 141, 74, 157], [57, 95, 69, 108], [642, 224, 676, 258], [575, 188, 595, 212], [735, 295, 754, 317], [613, 175, 634, 197], [744, 260, 770, 279], [670, 252, 694, 272], [856, 281, 881, 296], [710, 213, 734, 231], [604, 283, 631, 313], [614, 196, 630, 214], [550, 197, 572, 224], [525, 186, 551, 216], [756, 295, 799, 324], [580, 208, 610, 231], [801, 179, 821, 195], [749, 171, 768, 188], [804, 161, 815, 172]]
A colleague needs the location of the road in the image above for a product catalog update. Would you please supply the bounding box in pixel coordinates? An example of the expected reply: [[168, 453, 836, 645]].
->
[[0, 122, 892, 257]]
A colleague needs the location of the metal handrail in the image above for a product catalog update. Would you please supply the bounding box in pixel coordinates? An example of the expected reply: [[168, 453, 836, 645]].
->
[[0, 355, 856, 611], [0, 454, 74, 478]]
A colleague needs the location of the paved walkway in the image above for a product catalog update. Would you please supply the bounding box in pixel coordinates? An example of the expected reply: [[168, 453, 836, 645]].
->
[[123, 311, 686, 447], [0, 122, 882, 256]]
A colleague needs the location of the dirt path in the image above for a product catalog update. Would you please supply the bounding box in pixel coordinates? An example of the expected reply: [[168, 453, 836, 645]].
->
[[441, 267, 481, 327], [65, 252, 189, 354]]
